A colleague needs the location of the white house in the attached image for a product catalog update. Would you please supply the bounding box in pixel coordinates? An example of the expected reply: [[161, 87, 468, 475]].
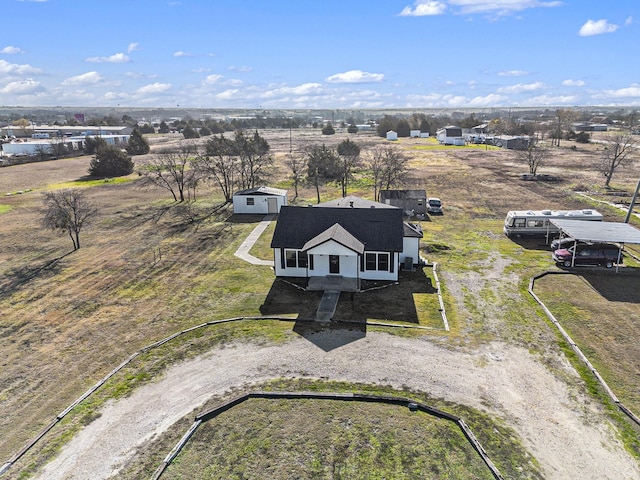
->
[[232, 186, 288, 214], [386, 130, 398, 141], [270, 196, 423, 289]]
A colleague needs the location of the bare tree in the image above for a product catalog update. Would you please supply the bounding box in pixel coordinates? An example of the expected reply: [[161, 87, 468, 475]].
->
[[366, 145, 409, 201], [194, 135, 239, 203], [515, 141, 548, 175], [41, 189, 98, 250], [285, 152, 305, 201], [305, 144, 340, 204], [550, 109, 577, 147], [601, 133, 636, 187], [336, 138, 361, 197], [138, 143, 198, 202], [235, 130, 273, 189]]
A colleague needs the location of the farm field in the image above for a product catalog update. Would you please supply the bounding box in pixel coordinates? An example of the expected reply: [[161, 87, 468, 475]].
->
[[1, 128, 640, 479]]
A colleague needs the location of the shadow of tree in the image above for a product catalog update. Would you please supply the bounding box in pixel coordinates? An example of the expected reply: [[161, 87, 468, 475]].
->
[[0, 253, 70, 299]]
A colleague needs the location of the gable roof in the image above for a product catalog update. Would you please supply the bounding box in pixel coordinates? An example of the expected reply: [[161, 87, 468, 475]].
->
[[271, 205, 404, 252], [234, 186, 287, 197], [302, 223, 365, 254]]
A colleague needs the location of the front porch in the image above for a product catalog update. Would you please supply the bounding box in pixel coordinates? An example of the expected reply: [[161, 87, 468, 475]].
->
[[307, 275, 360, 293]]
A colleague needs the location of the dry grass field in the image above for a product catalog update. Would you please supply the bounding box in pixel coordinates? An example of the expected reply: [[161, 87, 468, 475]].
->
[[1, 128, 640, 478]]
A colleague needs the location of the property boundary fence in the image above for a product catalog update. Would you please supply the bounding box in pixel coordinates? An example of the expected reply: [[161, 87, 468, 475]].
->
[[529, 271, 640, 427], [151, 391, 504, 480], [0, 311, 446, 477]]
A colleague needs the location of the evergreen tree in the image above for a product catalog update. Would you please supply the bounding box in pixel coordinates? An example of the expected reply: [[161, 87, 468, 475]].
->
[[126, 129, 151, 155], [89, 145, 134, 178]]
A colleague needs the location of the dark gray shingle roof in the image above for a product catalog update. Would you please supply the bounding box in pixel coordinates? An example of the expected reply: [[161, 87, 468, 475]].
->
[[271, 205, 404, 252]]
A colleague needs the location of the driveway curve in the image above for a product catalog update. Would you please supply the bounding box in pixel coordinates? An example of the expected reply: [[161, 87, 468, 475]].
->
[[36, 331, 639, 480]]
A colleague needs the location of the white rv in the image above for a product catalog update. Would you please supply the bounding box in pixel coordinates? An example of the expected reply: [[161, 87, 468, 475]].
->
[[503, 209, 603, 238]]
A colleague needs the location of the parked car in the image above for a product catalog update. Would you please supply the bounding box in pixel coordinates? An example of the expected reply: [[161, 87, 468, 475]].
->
[[552, 243, 622, 268], [549, 237, 591, 251], [427, 197, 443, 214]]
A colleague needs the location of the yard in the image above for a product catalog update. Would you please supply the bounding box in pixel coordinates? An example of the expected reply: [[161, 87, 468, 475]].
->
[[1, 129, 640, 479]]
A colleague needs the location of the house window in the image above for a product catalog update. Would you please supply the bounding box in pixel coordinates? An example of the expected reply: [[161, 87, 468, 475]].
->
[[285, 250, 297, 267], [377, 253, 389, 271], [297, 251, 308, 268], [285, 249, 307, 268], [365, 252, 390, 271], [246, 197, 255, 206], [365, 253, 377, 270]]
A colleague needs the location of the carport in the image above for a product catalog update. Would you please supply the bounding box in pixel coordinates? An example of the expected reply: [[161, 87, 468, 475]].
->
[[550, 219, 640, 272]]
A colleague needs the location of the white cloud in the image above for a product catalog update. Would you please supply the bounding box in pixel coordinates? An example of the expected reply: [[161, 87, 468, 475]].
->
[[498, 70, 529, 77], [0, 59, 41, 76], [562, 79, 585, 87], [401, 0, 561, 17], [522, 94, 577, 106], [228, 65, 253, 72], [127, 42, 139, 53], [85, 53, 130, 63], [61, 71, 104, 86], [399, 1, 446, 16], [192, 67, 211, 73], [604, 85, 640, 98], [625, 16, 633, 26], [0, 78, 42, 94], [579, 19, 618, 36], [173, 51, 193, 57], [204, 74, 223, 84], [497, 81, 544, 93], [216, 89, 240, 100], [325, 70, 384, 84], [468, 93, 508, 106], [1, 46, 24, 54], [136, 82, 172, 94], [262, 83, 324, 98]]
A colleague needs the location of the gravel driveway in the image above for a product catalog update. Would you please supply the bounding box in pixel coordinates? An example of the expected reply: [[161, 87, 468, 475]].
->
[[37, 330, 640, 480]]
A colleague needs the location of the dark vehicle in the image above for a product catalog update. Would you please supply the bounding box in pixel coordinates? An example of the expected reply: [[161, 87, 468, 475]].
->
[[552, 243, 622, 268], [549, 237, 591, 251]]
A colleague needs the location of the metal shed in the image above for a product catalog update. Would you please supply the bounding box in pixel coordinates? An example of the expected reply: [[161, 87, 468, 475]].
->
[[550, 219, 640, 271]]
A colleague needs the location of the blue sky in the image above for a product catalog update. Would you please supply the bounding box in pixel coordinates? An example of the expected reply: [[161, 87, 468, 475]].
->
[[1, 0, 638, 109]]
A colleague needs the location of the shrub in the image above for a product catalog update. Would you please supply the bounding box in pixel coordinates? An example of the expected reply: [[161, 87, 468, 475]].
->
[[89, 145, 134, 177]]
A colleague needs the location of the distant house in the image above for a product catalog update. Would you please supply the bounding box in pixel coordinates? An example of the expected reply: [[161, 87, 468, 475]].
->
[[386, 130, 398, 141], [232, 186, 288, 214], [379, 189, 427, 216], [410, 129, 420, 138], [493, 135, 530, 150], [436, 126, 464, 145], [270, 196, 423, 288]]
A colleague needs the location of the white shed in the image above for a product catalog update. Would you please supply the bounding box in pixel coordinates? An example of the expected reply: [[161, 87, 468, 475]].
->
[[233, 186, 288, 214], [410, 130, 420, 138], [436, 126, 463, 145], [386, 130, 398, 141]]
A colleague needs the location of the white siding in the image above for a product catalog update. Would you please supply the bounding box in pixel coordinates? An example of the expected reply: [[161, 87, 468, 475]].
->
[[400, 238, 420, 265], [360, 252, 398, 281], [310, 254, 359, 278], [273, 248, 308, 277], [233, 194, 287, 214]]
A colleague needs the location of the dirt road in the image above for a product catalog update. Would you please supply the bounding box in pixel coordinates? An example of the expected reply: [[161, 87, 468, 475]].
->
[[37, 331, 639, 480]]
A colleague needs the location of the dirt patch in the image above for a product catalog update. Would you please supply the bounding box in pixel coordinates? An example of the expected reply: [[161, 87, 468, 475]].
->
[[36, 332, 639, 480]]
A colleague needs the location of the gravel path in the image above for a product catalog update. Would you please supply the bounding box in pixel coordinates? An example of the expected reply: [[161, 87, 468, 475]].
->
[[37, 331, 639, 480]]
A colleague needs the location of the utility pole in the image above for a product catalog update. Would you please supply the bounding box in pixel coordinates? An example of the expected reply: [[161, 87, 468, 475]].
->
[[624, 178, 640, 223]]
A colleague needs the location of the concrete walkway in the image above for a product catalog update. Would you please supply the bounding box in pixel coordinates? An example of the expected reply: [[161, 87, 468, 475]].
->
[[233, 214, 275, 266]]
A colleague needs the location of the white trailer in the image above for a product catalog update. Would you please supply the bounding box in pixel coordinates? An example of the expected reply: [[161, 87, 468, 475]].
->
[[503, 209, 603, 239]]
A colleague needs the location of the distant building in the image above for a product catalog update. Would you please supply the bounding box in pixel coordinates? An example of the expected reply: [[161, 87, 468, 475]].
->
[[386, 130, 398, 141], [379, 189, 427, 215], [436, 126, 464, 145], [232, 186, 288, 214]]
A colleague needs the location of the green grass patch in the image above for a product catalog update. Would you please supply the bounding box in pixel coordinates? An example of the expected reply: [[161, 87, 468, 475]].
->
[[119, 379, 542, 480], [0, 204, 13, 214], [48, 176, 134, 190]]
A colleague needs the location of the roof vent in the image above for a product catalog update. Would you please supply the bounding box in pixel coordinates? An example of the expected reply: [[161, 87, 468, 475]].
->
[[541, 209, 552, 215], [582, 209, 592, 214]]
